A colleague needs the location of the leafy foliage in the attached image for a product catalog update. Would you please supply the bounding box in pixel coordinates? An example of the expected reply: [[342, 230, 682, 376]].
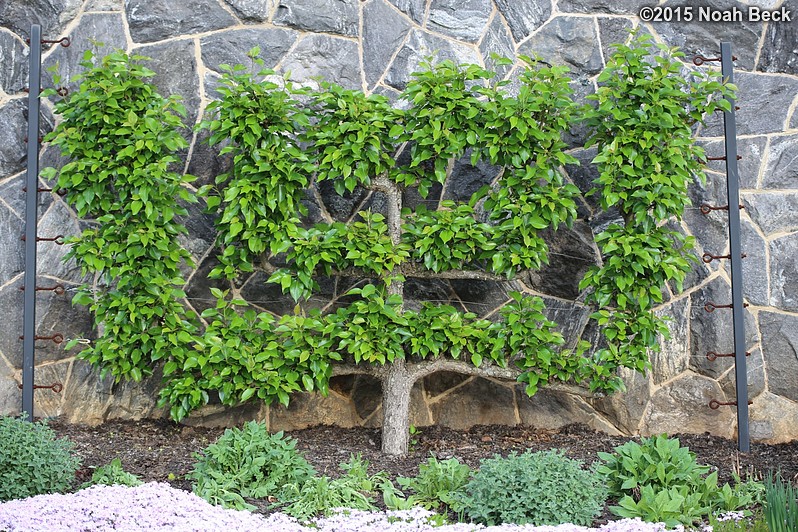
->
[[596, 434, 711, 498], [456, 449, 607, 526], [189, 421, 316, 511], [43, 50, 198, 386], [395, 455, 471, 513], [0, 415, 80, 501], [598, 434, 759, 526], [764, 471, 798, 532], [81, 458, 142, 489], [281, 454, 399, 521], [612, 484, 709, 528], [579, 31, 735, 391]]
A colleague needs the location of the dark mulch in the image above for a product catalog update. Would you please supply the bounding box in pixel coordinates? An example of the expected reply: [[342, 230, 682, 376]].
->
[[50, 418, 798, 495]]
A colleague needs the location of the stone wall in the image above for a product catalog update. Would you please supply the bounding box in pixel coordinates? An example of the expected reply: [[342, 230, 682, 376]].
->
[[1, 0, 797, 443]]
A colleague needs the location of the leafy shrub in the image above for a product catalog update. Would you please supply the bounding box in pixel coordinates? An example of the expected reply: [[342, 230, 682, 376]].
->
[[596, 434, 710, 498], [598, 434, 759, 526], [0, 415, 80, 501], [188, 421, 315, 510], [281, 454, 398, 521], [456, 449, 606, 526], [81, 458, 142, 488], [612, 484, 709, 528], [764, 471, 798, 532], [396, 455, 471, 512]]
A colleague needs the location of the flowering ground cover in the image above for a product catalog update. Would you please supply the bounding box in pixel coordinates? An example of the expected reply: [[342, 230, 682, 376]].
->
[[0, 482, 673, 531]]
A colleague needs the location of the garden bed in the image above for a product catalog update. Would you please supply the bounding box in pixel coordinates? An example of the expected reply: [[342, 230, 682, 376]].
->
[[51, 419, 798, 517]]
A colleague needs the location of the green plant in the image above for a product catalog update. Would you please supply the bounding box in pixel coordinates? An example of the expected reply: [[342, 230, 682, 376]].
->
[[598, 434, 759, 525], [612, 484, 709, 528], [597, 434, 711, 498], [43, 50, 198, 398], [764, 471, 798, 532], [81, 458, 142, 488], [396, 455, 471, 512], [709, 510, 769, 532], [456, 449, 606, 526], [579, 30, 735, 390], [0, 415, 81, 501], [281, 454, 399, 521], [188, 421, 315, 510]]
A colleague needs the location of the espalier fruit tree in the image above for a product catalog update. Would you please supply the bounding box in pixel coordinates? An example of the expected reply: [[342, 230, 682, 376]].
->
[[46, 31, 731, 455]]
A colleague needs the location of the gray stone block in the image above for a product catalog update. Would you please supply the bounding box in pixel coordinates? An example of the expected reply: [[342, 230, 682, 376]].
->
[[597, 17, 634, 65], [403, 278, 454, 312], [494, 0, 552, 43], [0, 30, 28, 95], [519, 16, 603, 76], [85, 0, 123, 11], [29, 361, 68, 418], [749, 392, 798, 444], [280, 34, 361, 89], [761, 134, 798, 189], [698, 136, 767, 191], [41, 13, 127, 92], [386, 0, 425, 24], [744, 191, 798, 236], [0, 201, 24, 288], [0, 99, 29, 177], [448, 278, 518, 317], [384, 29, 481, 90], [701, 72, 798, 137], [653, 0, 762, 71], [222, 0, 278, 22], [35, 199, 83, 282], [540, 296, 591, 347], [274, 0, 359, 37], [479, 14, 515, 79], [441, 155, 500, 203], [423, 371, 470, 397], [757, 0, 798, 74], [769, 233, 798, 311], [559, 0, 639, 14], [126, 0, 237, 43], [0, 0, 82, 39], [201, 28, 298, 73], [740, 216, 768, 306], [135, 39, 200, 130], [689, 277, 758, 379], [641, 373, 735, 439], [651, 297, 691, 385], [317, 181, 370, 221], [186, 129, 233, 190], [524, 223, 597, 300], [760, 311, 798, 402], [719, 346, 765, 401], [0, 357, 21, 418], [427, 0, 491, 43], [430, 377, 517, 429], [685, 172, 735, 266], [518, 387, 619, 434], [363, 0, 412, 88], [589, 366, 650, 434]]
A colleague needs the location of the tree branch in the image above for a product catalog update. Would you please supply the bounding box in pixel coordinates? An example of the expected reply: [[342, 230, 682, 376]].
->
[[329, 357, 599, 399]]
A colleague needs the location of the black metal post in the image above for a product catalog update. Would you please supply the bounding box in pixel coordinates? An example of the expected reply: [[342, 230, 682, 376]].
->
[[721, 42, 749, 453], [22, 24, 43, 422]]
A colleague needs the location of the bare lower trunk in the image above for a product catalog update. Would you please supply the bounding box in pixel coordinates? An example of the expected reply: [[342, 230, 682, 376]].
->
[[380, 358, 413, 455]]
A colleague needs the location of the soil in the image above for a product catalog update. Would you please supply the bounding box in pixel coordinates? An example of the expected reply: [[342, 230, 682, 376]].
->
[[50, 418, 798, 520]]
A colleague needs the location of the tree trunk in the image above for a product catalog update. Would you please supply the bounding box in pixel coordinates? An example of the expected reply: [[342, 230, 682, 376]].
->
[[380, 357, 413, 455]]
